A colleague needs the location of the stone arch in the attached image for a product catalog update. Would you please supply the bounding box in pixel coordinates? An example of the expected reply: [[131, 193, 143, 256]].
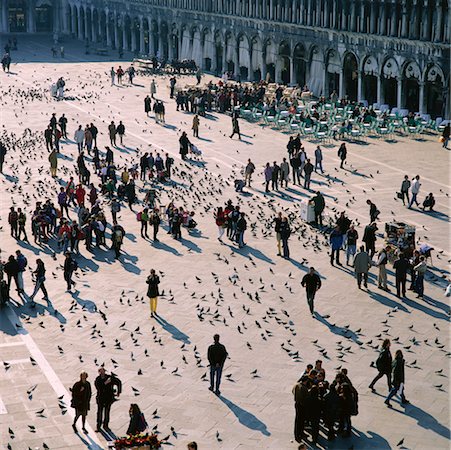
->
[[225, 31, 236, 74], [180, 24, 191, 60], [381, 57, 399, 108], [343, 51, 359, 101], [214, 29, 225, 74], [278, 40, 291, 84], [424, 63, 446, 118], [202, 27, 213, 71], [293, 43, 307, 87], [362, 55, 379, 106], [191, 26, 202, 66], [170, 23, 179, 60], [251, 35, 263, 81], [307, 45, 324, 97], [237, 33, 251, 80], [264, 39, 277, 82]]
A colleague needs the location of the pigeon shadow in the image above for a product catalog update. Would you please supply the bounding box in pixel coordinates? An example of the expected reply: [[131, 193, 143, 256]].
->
[[71, 289, 98, 313], [218, 395, 270, 436], [154, 315, 191, 343]]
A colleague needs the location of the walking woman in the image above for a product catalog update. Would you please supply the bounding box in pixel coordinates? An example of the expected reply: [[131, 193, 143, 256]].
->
[[369, 338, 392, 392], [71, 372, 92, 433], [385, 350, 410, 407], [29, 259, 48, 304], [215, 206, 226, 242], [126, 403, 148, 436], [146, 269, 160, 318]]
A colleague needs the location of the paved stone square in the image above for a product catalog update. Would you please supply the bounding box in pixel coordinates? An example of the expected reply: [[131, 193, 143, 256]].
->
[[0, 36, 449, 450]]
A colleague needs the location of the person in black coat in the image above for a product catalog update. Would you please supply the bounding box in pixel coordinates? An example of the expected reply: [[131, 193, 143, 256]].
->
[[385, 350, 409, 407], [369, 339, 392, 391], [126, 403, 148, 436], [94, 368, 122, 431], [362, 222, 377, 257], [71, 371, 92, 433], [4, 255, 20, 298], [393, 252, 410, 297], [207, 334, 228, 395], [0, 141, 7, 173], [279, 217, 291, 259], [147, 269, 160, 317], [338, 143, 347, 168], [301, 267, 322, 316], [179, 132, 191, 160]]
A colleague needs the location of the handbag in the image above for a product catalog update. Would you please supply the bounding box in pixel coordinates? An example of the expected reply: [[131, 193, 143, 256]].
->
[[396, 192, 403, 199]]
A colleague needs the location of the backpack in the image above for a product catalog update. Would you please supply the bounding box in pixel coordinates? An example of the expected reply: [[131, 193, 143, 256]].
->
[[136, 212, 142, 222]]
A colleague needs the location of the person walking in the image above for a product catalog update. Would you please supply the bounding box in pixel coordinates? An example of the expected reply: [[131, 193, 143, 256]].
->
[[244, 159, 255, 187], [140, 208, 149, 238], [147, 269, 160, 318], [280, 157, 290, 188], [207, 334, 228, 395], [314, 146, 324, 173], [59, 114, 68, 139], [400, 175, 411, 206], [369, 339, 392, 392], [301, 267, 322, 316], [4, 255, 20, 298], [15, 250, 27, 294], [362, 222, 377, 257], [393, 252, 409, 297], [376, 246, 390, 291], [215, 206, 226, 242], [271, 161, 280, 191], [385, 350, 409, 407], [117, 121, 125, 145], [29, 259, 48, 304], [8, 207, 18, 238], [17, 207, 28, 241], [303, 159, 314, 190], [354, 246, 371, 289], [274, 212, 283, 256], [230, 116, 241, 140], [71, 372, 92, 433], [408, 175, 421, 209], [290, 151, 301, 185], [111, 224, 125, 259], [264, 162, 273, 193], [280, 217, 291, 259], [441, 123, 450, 149], [192, 114, 200, 138], [236, 212, 247, 248], [63, 251, 77, 291], [110, 66, 115, 85], [94, 368, 122, 432], [346, 225, 358, 266], [108, 121, 117, 147], [367, 200, 380, 222], [44, 125, 53, 152], [150, 209, 161, 241], [49, 148, 58, 178], [413, 256, 427, 299], [74, 125, 84, 152], [179, 131, 191, 160], [329, 225, 343, 266], [126, 404, 148, 436], [150, 79, 156, 98], [338, 143, 347, 168], [312, 191, 325, 227]]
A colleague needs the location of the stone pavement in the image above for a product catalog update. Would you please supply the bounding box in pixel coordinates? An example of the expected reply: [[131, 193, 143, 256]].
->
[[0, 35, 449, 450]]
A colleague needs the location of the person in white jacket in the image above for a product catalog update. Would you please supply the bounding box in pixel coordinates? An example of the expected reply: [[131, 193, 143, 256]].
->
[[408, 175, 421, 209], [74, 125, 84, 152]]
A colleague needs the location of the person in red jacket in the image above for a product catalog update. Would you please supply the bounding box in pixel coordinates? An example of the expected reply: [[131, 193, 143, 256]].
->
[[75, 184, 86, 206]]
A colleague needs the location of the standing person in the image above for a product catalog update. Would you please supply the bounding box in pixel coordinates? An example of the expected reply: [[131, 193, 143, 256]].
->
[[290, 151, 301, 185], [207, 334, 228, 395], [29, 259, 48, 304], [338, 143, 347, 168], [441, 123, 450, 149], [58, 187, 70, 218], [385, 350, 409, 407], [376, 246, 390, 291], [117, 121, 125, 145], [111, 224, 125, 259], [393, 252, 409, 298], [312, 191, 325, 227], [400, 175, 411, 206], [408, 175, 421, 209], [271, 161, 280, 191], [362, 222, 377, 257], [346, 225, 358, 266], [192, 114, 200, 138], [74, 125, 84, 152], [150, 79, 156, 98], [301, 267, 322, 316], [83, 126, 93, 155], [8, 207, 18, 238], [0, 141, 7, 173], [63, 251, 77, 291], [58, 114, 68, 139], [94, 368, 122, 432], [89, 123, 98, 148], [179, 131, 191, 160], [280, 217, 291, 259], [17, 208, 28, 242], [4, 255, 20, 298], [329, 226, 343, 266], [280, 157, 290, 188], [236, 212, 247, 248], [54, 127, 62, 152], [274, 212, 283, 256], [215, 206, 226, 242], [264, 162, 273, 193], [15, 250, 27, 294], [367, 199, 380, 222], [110, 66, 115, 85], [146, 269, 160, 318], [108, 121, 117, 147], [303, 159, 314, 190], [165, 153, 174, 178], [126, 404, 148, 436], [116, 66, 124, 84], [150, 208, 161, 241], [369, 339, 392, 392], [354, 246, 371, 289], [230, 116, 241, 140], [292, 376, 310, 443], [44, 125, 53, 151], [139, 207, 149, 238], [144, 95, 152, 116], [169, 76, 176, 98], [244, 159, 255, 187], [314, 146, 324, 173], [413, 256, 427, 299], [71, 372, 92, 433], [48, 148, 58, 178]]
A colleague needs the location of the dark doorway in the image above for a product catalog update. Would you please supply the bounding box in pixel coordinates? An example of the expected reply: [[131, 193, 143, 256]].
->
[[8, 1, 27, 32], [204, 57, 211, 72], [425, 80, 444, 118], [36, 5, 53, 32], [227, 60, 235, 74], [253, 69, 262, 82], [383, 78, 397, 108], [215, 45, 223, 74], [266, 63, 275, 83], [343, 53, 358, 101], [240, 66, 248, 81], [327, 72, 339, 98], [363, 74, 377, 106], [404, 79, 419, 112]]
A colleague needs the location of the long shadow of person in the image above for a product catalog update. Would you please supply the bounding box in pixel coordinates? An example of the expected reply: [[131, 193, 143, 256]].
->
[[154, 315, 190, 344], [217, 395, 271, 436]]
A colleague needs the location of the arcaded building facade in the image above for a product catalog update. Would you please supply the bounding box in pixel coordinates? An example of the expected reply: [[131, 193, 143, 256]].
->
[[1, 0, 450, 117]]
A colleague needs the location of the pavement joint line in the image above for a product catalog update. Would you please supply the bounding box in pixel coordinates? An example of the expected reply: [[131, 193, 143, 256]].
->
[[0, 341, 26, 348], [3, 304, 104, 449], [2, 358, 31, 365], [0, 397, 7, 415]]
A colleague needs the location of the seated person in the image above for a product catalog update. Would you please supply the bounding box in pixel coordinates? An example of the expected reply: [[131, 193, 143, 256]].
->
[[422, 193, 435, 211]]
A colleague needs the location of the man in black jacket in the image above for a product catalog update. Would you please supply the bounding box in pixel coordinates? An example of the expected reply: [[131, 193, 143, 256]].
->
[[301, 267, 322, 316], [393, 252, 410, 297], [95, 368, 122, 431], [207, 334, 228, 395], [63, 252, 77, 291], [0, 141, 7, 173]]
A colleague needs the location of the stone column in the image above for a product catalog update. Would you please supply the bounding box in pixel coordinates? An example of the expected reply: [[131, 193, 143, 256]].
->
[[139, 17, 145, 53], [28, 0, 36, 33], [357, 70, 363, 102], [91, 8, 97, 42], [341, 1, 347, 29], [122, 14, 129, 50], [397, 78, 402, 109], [324, 0, 329, 27], [390, 1, 397, 36], [350, 0, 356, 31], [435, 0, 442, 41], [114, 15, 119, 49], [72, 7, 77, 36], [400, 0, 408, 37], [106, 12, 112, 47], [0, 1, 7, 33], [380, 0, 387, 35], [270, 0, 274, 19], [149, 19, 155, 55], [376, 75, 382, 105], [84, 9, 89, 41], [339, 69, 344, 98], [307, 0, 312, 26], [370, 0, 377, 33], [275, 58, 282, 83], [421, 0, 430, 39], [418, 81, 425, 113], [78, 8, 83, 39], [131, 22, 137, 52]]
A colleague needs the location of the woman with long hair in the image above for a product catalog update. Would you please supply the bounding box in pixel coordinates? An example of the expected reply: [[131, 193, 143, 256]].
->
[[369, 338, 392, 392], [126, 403, 147, 436], [29, 259, 48, 304], [71, 372, 92, 433]]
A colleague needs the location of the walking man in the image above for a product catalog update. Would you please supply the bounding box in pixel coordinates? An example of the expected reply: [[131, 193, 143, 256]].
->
[[244, 159, 255, 187], [312, 191, 325, 227], [63, 251, 77, 291], [354, 246, 372, 289], [314, 146, 324, 173], [408, 175, 421, 209], [385, 350, 409, 407], [280, 217, 291, 259], [400, 175, 411, 206], [230, 116, 241, 140], [94, 368, 122, 432], [207, 334, 228, 395], [303, 159, 314, 190], [301, 267, 322, 316], [146, 269, 160, 318], [338, 143, 347, 168], [376, 246, 390, 291], [329, 225, 343, 266], [346, 225, 358, 266], [393, 252, 409, 298]]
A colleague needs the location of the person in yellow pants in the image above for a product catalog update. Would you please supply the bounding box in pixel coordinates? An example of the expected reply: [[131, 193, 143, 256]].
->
[[146, 269, 160, 318]]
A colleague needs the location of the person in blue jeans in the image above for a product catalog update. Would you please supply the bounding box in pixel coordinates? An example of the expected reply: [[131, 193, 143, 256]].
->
[[413, 256, 427, 299], [207, 334, 228, 395]]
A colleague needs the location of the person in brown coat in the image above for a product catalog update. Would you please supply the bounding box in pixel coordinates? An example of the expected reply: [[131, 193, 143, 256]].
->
[[71, 372, 92, 433]]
